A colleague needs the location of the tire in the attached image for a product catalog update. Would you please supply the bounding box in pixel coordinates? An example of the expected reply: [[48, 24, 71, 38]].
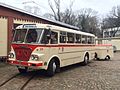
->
[[17, 67, 28, 73], [82, 54, 89, 65], [47, 59, 57, 77], [94, 53, 99, 60], [113, 46, 117, 53], [105, 55, 110, 60]]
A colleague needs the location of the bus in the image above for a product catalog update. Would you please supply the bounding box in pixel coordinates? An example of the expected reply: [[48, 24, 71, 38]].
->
[[96, 37, 120, 52], [8, 24, 113, 76]]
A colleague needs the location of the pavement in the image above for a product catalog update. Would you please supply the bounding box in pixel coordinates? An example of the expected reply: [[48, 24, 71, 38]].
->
[[0, 52, 120, 90]]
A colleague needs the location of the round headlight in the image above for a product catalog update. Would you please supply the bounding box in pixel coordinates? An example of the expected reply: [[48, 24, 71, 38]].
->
[[31, 55, 35, 60], [8, 53, 14, 58], [31, 55, 39, 61]]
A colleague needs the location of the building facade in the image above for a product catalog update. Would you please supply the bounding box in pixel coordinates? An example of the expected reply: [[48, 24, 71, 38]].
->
[[103, 27, 120, 38]]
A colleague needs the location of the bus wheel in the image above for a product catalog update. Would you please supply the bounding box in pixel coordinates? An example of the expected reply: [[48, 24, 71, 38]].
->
[[94, 53, 99, 60], [83, 54, 89, 65], [105, 55, 110, 60], [47, 59, 57, 77], [17, 67, 28, 73]]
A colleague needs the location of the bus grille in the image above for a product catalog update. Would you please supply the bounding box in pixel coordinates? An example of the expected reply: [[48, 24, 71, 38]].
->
[[14, 47, 32, 61]]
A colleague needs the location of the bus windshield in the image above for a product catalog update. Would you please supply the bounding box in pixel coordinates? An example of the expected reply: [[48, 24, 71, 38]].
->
[[13, 28, 44, 43]]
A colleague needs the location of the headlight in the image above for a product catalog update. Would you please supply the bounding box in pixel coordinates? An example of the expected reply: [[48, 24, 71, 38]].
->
[[8, 53, 14, 58], [30, 55, 39, 61]]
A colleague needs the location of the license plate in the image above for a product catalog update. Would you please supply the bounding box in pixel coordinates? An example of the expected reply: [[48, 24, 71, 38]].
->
[[18, 66, 25, 69]]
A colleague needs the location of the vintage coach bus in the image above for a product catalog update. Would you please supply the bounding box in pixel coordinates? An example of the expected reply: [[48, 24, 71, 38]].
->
[[8, 24, 113, 76]]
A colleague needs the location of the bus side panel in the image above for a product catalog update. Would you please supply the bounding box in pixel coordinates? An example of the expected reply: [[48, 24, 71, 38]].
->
[[96, 38, 120, 51], [95, 45, 113, 59], [0, 17, 8, 58], [108, 39, 120, 51], [58, 46, 96, 67], [59, 46, 82, 67], [30, 46, 50, 70]]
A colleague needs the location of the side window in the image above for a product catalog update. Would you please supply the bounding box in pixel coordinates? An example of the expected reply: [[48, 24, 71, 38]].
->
[[51, 31, 58, 44], [41, 29, 50, 44], [60, 31, 66, 43], [82, 35, 87, 44], [88, 36, 92, 44], [92, 37, 95, 44], [67, 33, 74, 43], [76, 34, 81, 43]]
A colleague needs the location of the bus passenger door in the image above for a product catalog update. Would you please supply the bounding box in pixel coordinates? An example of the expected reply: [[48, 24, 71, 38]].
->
[[49, 31, 59, 57], [58, 31, 66, 54]]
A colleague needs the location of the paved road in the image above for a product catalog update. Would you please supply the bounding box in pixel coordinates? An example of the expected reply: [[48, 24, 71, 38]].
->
[[0, 52, 120, 90]]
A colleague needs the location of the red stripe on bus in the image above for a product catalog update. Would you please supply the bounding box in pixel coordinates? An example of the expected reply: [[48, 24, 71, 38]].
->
[[12, 43, 112, 53], [95, 44, 112, 46], [12, 44, 96, 48]]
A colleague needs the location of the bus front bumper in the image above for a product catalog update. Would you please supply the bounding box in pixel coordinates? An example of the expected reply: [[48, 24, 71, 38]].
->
[[7, 60, 44, 69]]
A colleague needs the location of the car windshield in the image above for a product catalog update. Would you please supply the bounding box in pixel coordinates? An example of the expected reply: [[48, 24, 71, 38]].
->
[[13, 28, 44, 43]]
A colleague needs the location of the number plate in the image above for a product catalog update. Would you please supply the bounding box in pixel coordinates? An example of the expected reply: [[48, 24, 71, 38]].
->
[[18, 66, 25, 69]]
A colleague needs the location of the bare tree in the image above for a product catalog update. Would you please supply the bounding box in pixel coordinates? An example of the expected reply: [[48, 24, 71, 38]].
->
[[76, 8, 100, 36], [110, 6, 120, 18], [48, 0, 76, 22], [60, 0, 76, 25], [47, 1, 101, 37], [43, 13, 54, 19], [102, 5, 120, 37], [48, 0, 61, 21]]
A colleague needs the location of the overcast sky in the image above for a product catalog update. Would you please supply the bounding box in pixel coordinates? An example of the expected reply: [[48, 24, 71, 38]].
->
[[0, 0, 120, 17]]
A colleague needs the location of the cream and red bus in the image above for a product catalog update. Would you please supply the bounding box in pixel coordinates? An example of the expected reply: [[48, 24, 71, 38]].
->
[[8, 24, 113, 76]]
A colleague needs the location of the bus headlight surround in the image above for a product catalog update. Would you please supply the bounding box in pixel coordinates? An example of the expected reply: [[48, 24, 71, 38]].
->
[[8, 53, 14, 58], [30, 55, 39, 61]]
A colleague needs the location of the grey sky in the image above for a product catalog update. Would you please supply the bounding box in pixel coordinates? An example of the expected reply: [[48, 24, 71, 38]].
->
[[0, 0, 120, 16]]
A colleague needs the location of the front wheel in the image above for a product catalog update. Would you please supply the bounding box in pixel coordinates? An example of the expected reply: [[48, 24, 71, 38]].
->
[[47, 60, 57, 77], [105, 55, 110, 60]]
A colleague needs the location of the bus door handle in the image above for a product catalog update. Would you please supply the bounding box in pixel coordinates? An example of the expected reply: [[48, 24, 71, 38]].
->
[[59, 47, 64, 52]]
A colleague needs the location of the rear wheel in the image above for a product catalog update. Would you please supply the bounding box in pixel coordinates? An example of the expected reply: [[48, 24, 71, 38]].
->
[[94, 52, 99, 60], [17, 67, 28, 73], [47, 59, 57, 77], [83, 54, 89, 65], [105, 55, 110, 60]]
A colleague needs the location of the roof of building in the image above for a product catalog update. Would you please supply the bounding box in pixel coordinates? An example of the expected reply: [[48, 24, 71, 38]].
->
[[0, 2, 79, 30]]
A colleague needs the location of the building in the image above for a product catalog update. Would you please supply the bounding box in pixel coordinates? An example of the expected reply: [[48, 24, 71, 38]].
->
[[96, 27, 120, 51], [103, 27, 120, 38]]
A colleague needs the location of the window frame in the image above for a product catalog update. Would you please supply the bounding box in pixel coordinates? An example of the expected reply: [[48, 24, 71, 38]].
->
[[67, 32, 75, 43], [60, 31, 67, 43], [50, 30, 58, 44]]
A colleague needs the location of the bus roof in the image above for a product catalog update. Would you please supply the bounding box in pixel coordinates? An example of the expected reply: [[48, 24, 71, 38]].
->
[[16, 24, 95, 37]]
